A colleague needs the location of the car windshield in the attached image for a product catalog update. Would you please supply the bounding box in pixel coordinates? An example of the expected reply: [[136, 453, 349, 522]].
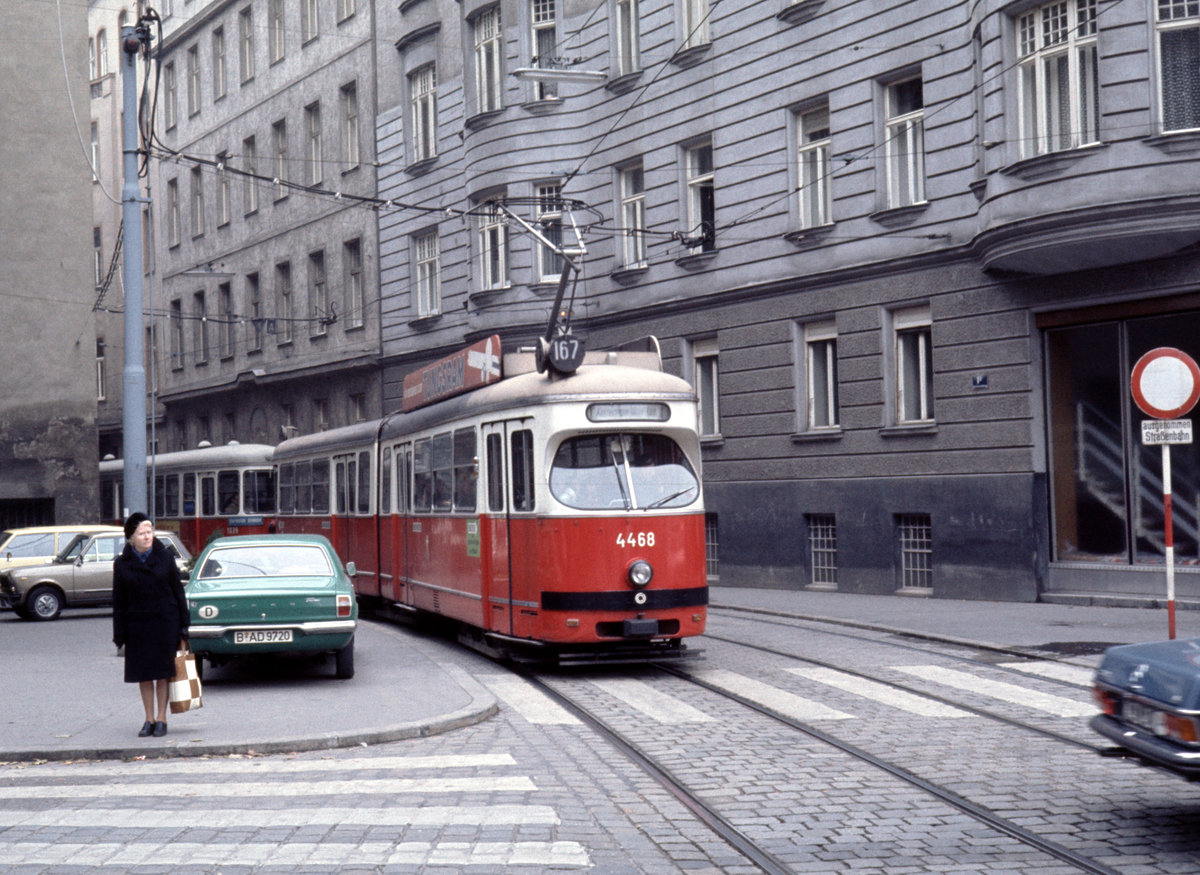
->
[[197, 544, 333, 579], [549, 433, 699, 511], [2, 532, 58, 558]]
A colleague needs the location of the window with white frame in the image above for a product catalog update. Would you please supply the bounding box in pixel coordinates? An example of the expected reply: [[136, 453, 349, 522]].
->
[[692, 337, 720, 437], [218, 282, 233, 358], [893, 304, 934, 423], [309, 249, 327, 335], [410, 65, 437, 162], [477, 200, 509, 289], [615, 0, 640, 75], [90, 122, 100, 181], [536, 183, 564, 281], [301, 0, 319, 43], [97, 30, 108, 77], [885, 77, 925, 208], [620, 162, 646, 267], [242, 135, 258, 214], [193, 291, 209, 364], [170, 299, 184, 368], [246, 272, 262, 351], [798, 104, 832, 228], [164, 62, 177, 129], [93, 227, 103, 286], [475, 8, 503, 114], [1017, 0, 1099, 157], [344, 238, 364, 328], [337, 0, 356, 23], [190, 166, 205, 237], [1157, 0, 1200, 132], [305, 101, 322, 186], [213, 27, 227, 100], [682, 0, 710, 49], [239, 7, 255, 82], [531, 0, 558, 100], [272, 118, 288, 199], [685, 141, 715, 253], [167, 178, 180, 246], [187, 44, 200, 116], [269, 0, 285, 63], [276, 260, 293, 344], [341, 81, 360, 171], [216, 151, 231, 226], [804, 320, 839, 429], [96, 339, 106, 401], [414, 230, 441, 317]]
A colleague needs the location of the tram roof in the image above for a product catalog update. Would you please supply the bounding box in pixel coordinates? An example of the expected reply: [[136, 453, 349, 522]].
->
[[272, 361, 697, 461], [98, 442, 276, 474]]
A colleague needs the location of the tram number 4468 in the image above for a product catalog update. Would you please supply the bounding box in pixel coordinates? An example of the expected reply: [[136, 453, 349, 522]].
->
[[617, 532, 656, 547]]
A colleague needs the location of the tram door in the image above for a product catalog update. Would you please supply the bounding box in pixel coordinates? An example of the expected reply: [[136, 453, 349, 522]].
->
[[380, 442, 412, 606], [481, 420, 535, 637]]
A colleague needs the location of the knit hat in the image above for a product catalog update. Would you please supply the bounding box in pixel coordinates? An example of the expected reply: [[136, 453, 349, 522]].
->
[[123, 512, 151, 539]]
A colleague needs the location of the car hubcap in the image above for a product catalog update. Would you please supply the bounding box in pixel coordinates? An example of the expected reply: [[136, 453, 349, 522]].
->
[[34, 594, 58, 617]]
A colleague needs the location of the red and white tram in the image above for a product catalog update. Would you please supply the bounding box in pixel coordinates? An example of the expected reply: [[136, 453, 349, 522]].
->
[[273, 337, 708, 662], [98, 443, 277, 554]]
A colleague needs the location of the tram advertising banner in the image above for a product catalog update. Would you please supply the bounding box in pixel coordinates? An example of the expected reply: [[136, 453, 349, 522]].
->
[[402, 335, 503, 412]]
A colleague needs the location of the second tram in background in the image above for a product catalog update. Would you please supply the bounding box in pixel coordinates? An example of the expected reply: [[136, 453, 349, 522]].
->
[[273, 336, 708, 662]]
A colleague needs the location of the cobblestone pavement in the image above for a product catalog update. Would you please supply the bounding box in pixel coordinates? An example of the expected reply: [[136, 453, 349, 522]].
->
[[3, 608, 1200, 872]]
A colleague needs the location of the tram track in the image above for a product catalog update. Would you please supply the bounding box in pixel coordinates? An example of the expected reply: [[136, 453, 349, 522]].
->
[[518, 663, 1121, 875]]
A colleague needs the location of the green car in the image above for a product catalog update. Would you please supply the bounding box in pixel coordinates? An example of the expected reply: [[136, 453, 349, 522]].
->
[[186, 534, 358, 680]]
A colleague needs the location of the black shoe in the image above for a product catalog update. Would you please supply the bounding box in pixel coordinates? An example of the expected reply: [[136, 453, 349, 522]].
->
[[152, 721, 167, 737], [137, 721, 154, 737]]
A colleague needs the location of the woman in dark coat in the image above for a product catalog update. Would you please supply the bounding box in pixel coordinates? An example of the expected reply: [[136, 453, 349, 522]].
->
[[112, 512, 189, 738]]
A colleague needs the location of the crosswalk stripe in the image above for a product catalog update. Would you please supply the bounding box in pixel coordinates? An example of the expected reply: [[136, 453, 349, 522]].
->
[[0, 753, 518, 779], [787, 667, 973, 718], [0, 776, 536, 799], [589, 677, 715, 723], [0, 841, 590, 868], [478, 675, 582, 725], [692, 669, 853, 721], [3, 805, 559, 829], [998, 661, 1095, 687], [894, 665, 1095, 717]]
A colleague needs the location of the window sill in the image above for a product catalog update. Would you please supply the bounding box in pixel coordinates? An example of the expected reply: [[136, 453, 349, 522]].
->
[[408, 313, 443, 329], [776, 0, 825, 24], [869, 202, 928, 228], [521, 97, 563, 114], [791, 427, 842, 443], [1000, 142, 1106, 181], [465, 109, 505, 131], [610, 265, 648, 286], [783, 224, 834, 248], [880, 422, 937, 438], [671, 43, 713, 68], [675, 249, 719, 270], [405, 156, 438, 176], [700, 434, 725, 448], [1143, 129, 1200, 155], [606, 71, 644, 95]]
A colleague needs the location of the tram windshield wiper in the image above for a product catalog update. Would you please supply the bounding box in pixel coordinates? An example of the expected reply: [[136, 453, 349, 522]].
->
[[643, 486, 697, 510], [608, 444, 632, 510]]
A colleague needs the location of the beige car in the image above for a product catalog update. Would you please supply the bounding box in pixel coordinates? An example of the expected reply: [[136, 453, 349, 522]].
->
[[0, 530, 191, 621], [0, 525, 123, 573]]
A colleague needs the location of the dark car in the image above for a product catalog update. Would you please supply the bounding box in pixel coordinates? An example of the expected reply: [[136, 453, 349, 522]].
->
[[185, 534, 358, 679], [1091, 638, 1200, 780]]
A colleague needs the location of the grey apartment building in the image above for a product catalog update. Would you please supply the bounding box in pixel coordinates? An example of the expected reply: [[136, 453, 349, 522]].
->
[[372, 0, 1200, 604], [152, 0, 383, 448]]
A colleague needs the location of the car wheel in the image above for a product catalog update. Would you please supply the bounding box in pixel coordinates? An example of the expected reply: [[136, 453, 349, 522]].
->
[[28, 586, 63, 621], [334, 638, 355, 679]]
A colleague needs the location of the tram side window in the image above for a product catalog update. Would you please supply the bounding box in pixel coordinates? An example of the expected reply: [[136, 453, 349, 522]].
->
[[311, 460, 329, 513], [294, 461, 311, 513], [154, 475, 167, 518], [244, 470, 276, 513], [279, 464, 295, 514], [218, 471, 240, 515], [398, 447, 412, 513], [335, 459, 347, 514], [100, 479, 119, 521], [357, 450, 371, 514], [165, 474, 180, 516], [486, 433, 503, 512], [413, 438, 432, 513], [183, 473, 197, 516], [511, 429, 535, 512], [201, 476, 215, 516], [432, 432, 453, 512], [453, 428, 477, 512], [381, 448, 392, 515]]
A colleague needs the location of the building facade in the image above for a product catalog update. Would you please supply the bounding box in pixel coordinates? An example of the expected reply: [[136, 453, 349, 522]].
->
[[0, 1, 99, 528], [374, 0, 1200, 603], [152, 0, 384, 451]]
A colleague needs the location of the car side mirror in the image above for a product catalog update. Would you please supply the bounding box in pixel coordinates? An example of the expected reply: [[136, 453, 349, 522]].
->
[[345, 561, 357, 577]]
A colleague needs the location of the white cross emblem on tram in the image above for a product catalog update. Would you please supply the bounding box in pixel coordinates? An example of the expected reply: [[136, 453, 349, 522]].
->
[[468, 338, 501, 383]]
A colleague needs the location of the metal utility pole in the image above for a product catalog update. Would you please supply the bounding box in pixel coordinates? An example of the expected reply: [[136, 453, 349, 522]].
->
[[120, 24, 148, 516]]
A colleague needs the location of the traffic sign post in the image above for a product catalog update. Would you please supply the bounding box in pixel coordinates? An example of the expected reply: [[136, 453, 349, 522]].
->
[[1131, 347, 1200, 640]]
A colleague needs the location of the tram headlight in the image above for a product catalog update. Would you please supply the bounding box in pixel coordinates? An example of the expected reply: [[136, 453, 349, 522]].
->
[[627, 559, 653, 588]]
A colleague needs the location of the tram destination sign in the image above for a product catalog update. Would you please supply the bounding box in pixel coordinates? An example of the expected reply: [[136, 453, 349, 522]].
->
[[402, 335, 502, 412], [1142, 419, 1193, 446]]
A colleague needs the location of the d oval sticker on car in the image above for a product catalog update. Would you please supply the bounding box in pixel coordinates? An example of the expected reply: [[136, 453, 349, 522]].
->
[[198, 605, 219, 619]]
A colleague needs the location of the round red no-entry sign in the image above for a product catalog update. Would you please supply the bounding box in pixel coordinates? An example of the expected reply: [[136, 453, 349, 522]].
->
[[1131, 347, 1200, 419]]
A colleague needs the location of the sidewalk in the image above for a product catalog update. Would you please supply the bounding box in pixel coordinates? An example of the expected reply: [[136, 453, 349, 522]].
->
[[0, 614, 496, 762], [708, 585, 1195, 661]]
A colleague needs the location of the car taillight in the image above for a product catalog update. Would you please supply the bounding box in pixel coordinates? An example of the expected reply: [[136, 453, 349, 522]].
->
[[1093, 687, 1118, 715], [337, 594, 352, 617]]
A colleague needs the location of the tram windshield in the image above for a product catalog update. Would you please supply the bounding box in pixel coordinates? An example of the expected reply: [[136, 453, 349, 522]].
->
[[550, 433, 699, 511]]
